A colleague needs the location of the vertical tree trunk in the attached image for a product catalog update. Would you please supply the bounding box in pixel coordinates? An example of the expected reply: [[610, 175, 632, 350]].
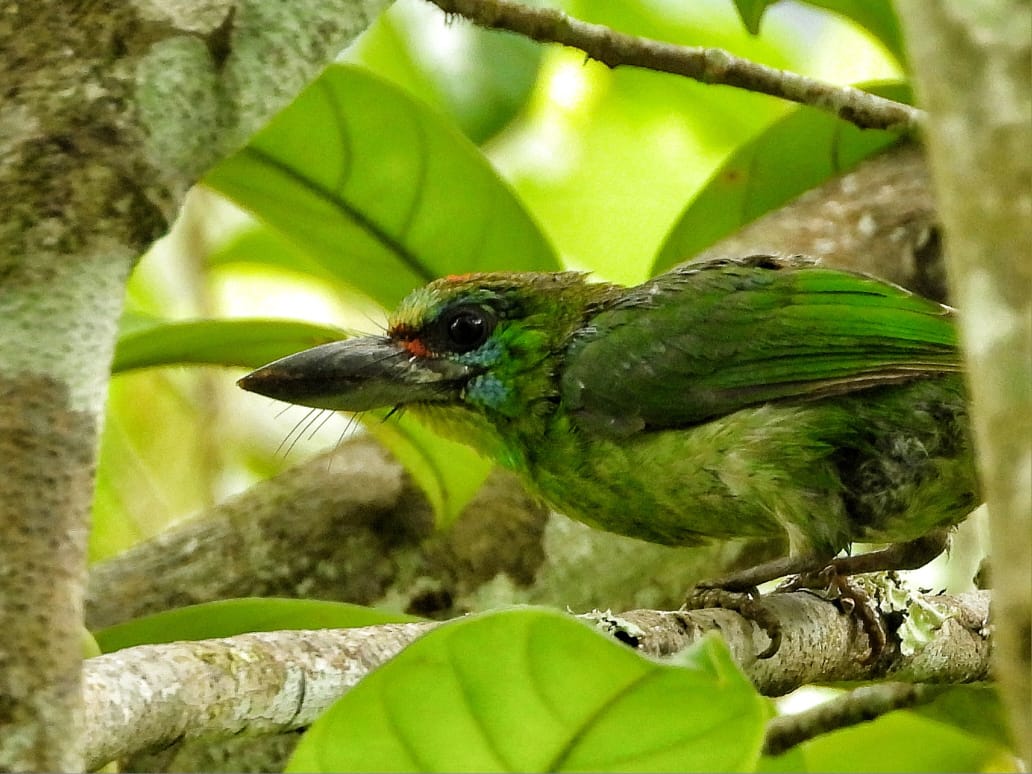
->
[[897, 0, 1031, 761], [0, 2, 389, 768]]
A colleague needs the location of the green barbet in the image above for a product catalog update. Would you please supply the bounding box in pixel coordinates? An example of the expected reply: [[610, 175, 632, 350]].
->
[[239, 255, 979, 590]]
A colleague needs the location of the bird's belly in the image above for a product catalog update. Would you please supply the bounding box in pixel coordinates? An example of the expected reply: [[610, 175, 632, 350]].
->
[[526, 406, 835, 548]]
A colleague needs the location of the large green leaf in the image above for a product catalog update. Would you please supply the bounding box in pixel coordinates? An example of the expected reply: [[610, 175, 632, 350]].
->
[[369, 412, 493, 529], [287, 608, 769, 772], [111, 316, 347, 373], [94, 598, 419, 653], [205, 64, 559, 310], [652, 82, 910, 275]]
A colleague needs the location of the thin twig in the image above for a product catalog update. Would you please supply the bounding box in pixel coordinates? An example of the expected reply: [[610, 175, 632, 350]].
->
[[763, 682, 941, 755], [429, 0, 924, 132]]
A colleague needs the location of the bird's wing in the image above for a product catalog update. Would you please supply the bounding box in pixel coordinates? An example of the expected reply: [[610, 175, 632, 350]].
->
[[561, 256, 962, 435]]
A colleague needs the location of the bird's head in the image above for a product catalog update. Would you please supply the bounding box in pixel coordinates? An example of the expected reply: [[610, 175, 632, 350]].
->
[[239, 272, 618, 435]]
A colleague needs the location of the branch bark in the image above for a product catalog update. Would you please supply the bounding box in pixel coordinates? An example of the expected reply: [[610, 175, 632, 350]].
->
[[428, 0, 922, 131], [0, 2, 389, 768], [762, 682, 940, 756], [87, 435, 777, 628], [896, 1, 1031, 761], [82, 590, 991, 770], [697, 143, 947, 302]]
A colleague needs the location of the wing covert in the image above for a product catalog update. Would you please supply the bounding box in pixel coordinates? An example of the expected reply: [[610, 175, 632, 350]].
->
[[561, 256, 961, 436]]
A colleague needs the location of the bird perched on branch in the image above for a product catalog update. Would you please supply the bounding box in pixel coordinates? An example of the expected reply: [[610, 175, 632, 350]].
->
[[239, 255, 979, 628]]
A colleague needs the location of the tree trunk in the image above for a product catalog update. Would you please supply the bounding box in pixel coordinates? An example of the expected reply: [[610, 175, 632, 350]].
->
[[0, 2, 389, 768], [896, 0, 1032, 761]]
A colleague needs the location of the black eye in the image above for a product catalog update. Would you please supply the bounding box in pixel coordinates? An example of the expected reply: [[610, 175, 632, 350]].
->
[[440, 305, 494, 353]]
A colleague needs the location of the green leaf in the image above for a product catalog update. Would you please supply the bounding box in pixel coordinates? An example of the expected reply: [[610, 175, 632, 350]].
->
[[111, 317, 347, 373], [800, 1, 906, 64], [913, 685, 1015, 752], [348, 2, 543, 144], [796, 703, 1010, 772], [287, 609, 769, 772], [369, 412, 493, 528], [732, 0, 778, 35], [94, 598, 419, 653], [205, 64, 559, 310], [652, 82, 911, 275]]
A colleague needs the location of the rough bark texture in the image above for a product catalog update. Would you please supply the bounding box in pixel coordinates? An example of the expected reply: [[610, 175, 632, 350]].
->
[[896, 1, 1031, 761], [0, 1, 389, 768], [82, 590, 991, 771], [87, 436, 775, 629]]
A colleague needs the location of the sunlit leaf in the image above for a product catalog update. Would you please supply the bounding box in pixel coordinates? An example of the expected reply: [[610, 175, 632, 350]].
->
[[348, 0, 543, 144], [732, 0, 778, 35], [503, 1, 796, 285], [801, 1, 905, 64], [369, 412, 493, 528], [652, 82, 910, 274], [111, 317, 347, 373], [94, 598, 419, 653], [287, 609, 769, 772], [205, 64, 559, 310]]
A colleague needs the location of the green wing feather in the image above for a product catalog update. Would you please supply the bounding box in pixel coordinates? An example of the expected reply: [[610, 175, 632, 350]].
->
[[562, 256, 961, 435]]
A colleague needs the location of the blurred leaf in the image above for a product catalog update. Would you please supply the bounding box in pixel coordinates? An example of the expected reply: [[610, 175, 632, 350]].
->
[[287, 610, 769, 772], [758, 745, 808, 772], [797, 704, 1010, 772], [504, 1, 795, 284], [369, 412, 493, 528], [652, 82, 910, 275], [94, 598, 420, 653], [348, 0, 543, 144], [801, 1, 906, 64], [82, 627, 103, 659], [112, 317, 346, 373], [205, 64, 559, 310], [733, 0, 778, 34], [914, 685, 1015, 751]]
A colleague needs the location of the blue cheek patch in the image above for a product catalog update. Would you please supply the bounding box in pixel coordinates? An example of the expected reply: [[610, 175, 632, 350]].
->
[[465, 373, 512, 411], [455, 337, 503, 368]]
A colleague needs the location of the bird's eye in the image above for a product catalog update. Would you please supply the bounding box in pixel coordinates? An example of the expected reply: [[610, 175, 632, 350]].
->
[[440, 305, 494, 353]]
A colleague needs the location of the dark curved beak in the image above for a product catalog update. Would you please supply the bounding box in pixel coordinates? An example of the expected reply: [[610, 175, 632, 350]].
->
[[237, 336, 473, 411]]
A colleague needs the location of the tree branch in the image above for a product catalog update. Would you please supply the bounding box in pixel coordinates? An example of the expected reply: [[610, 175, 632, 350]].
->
[[87, 435, 778, 627], [428, 0, 922, 132], [762, 682, 940, 756], [696, 143, 947, 302], [83, 590, 990, 770]]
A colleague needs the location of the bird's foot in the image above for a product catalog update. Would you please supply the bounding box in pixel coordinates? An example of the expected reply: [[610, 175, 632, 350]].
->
[[682, 583, 783, 659], [778, 566, 887, 664]]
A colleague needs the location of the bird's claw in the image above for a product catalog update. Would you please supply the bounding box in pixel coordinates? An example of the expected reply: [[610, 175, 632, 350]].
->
[[682, 585, 782, 660], [777, 566, 888, 664], [686, 563, 889, 663]]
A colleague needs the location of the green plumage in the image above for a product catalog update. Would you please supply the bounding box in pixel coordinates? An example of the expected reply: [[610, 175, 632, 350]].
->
[[240, 255, 978, 568]]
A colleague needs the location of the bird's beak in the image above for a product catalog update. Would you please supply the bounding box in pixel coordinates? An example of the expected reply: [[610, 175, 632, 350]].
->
[[237, 337, 474, 411]]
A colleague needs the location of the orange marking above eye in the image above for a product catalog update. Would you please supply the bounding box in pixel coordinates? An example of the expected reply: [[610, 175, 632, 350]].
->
[[404, 338, 430, 358], [445, 273, 473, 282]]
